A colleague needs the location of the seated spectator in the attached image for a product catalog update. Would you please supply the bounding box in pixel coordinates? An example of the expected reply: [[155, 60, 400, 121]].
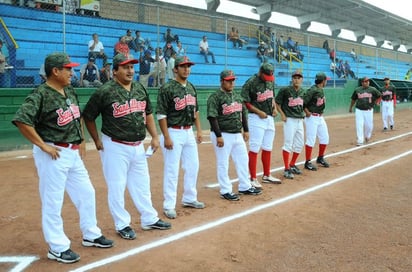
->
[[199, 35, 216, 64], [163, 43, 176, 63], [166, 51, 176, 81], [139, 49, 154, 88], [80, 57, 102, 87], [228, 26, 243, 49], [344, 60, 357, 79], [124, 29, 137, 51], [330, 59, 342, 78], [276, 34, 285, 49], [133, 30, 152, 52], [257, 41, 270, 63], [114, 36, 130, 57], [338, 59, 346, 78], [175, 41, 186, 57], [350, 48, 358, 62], [256, 25, 270, 44], [164, 28, 179, 44], [286, 37, 295, 51], [88, 33, 107, 64], [323, 40, 330, 54], [329, 48, 336, 61], [291, 41, 304, 61], [99, 61, 112, 84], [151, 48, 167, 87]]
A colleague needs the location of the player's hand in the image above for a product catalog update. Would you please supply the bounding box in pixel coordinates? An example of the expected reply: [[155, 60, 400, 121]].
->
[[272, 110, 278, 117], [150, 137, 160, 153], [216, 137, 224, 147], [196, 131, 203, 144], [79, 142, 86, 159], [281, 115, 287, 122], [258, 111, 267, 119], [305, 112, 311, 117], [349, 108, 353, 113], [164, 136, 174, 150], [42, 144, 61, 160], [243, 132, 249, 142], [94, 139, 104, 151]]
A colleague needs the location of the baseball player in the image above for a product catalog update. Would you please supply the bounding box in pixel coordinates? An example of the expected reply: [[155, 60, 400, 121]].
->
[[380, 77, 396, 131], [156, 56, 205, 219], [275, 70, 306, 179], [349, 77, 382, 146], [83, 53, 171, 241], [12, 52, 113, 264], [241, 63, 282, 188], [303, 72, 330, 171], [207, 70, 262, 201]]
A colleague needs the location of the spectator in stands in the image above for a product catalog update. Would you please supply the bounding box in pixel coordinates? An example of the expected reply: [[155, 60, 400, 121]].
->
[[99, 61, 112, 84], [199, 35, 216, 64], [292, 41, 304, 61], [256, 25, 270, 44], [114, 36, 130, 57], [228, 26, 244, 49], [0, 40, 6, 88], [329, 48, 336, 61], [151, 48, 167, 87], [323, 40, 330, 54], [133, 30, 152, 52], [405, 68, 412, 80], [329, 59, 342, 78], [88, 33, 108, 64], [124, 29, 137, 51], [40, 63, 79, 86], [286, 37, 295, 51], [139, 48, 154, 87], [175, 41, 186, 57], [276, 34, 285, 49], [166, 51, 176, 81], [338, 59, 346, 78], [350, 48, 358, 62], [164, 28, 179, 44], [163, 43, 175, 63], [80, 57, 102, 87], [344, 60, 357, 79], [257, 41, 270, 63]]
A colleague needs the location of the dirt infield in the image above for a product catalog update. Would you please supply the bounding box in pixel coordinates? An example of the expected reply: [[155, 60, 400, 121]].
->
[[1, 110, 411, 272]]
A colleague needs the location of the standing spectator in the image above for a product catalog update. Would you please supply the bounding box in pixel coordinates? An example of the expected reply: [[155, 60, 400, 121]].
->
[[208, 70, 262, 201], [329, 59, 341, 78], [338, 59, 346, 78], [344, 60, 356, 79], [276, 34, 285, 49], [12, 52, 113, 264], [329, 48, 336, 61], [286, 37, 295, 51], [83, 53, 172, 240], [199, 35, 216, 64], [275, 70, 306, 180], [151, 48, 166, 87], [175, 41, 186, 57], [380, 77, 396, 130], [292, 42, 304, 61], [0, 39, 6, 88], [256, 41, 269, 63], [349, 77, 382, 146], [138, 49, 154, 88], [241, 63, 282, 188], [350, 48, 358, 62], [164, 28, 179, 44], [163, 43, 175, 63], [80, 57, 102, 87], [323, 40, 330, 54], [228, 26, 243, 49], [256, 25, 269, 44], [88, 33, 107, 64], [156, 56, 205, 219], [166, 51, 176, 81], [132, 30, 151, 52], [124, 29, 137, 52], [114, 36, 130, 57], [303, 72, 330, 171], [99, 61, 112, 84]]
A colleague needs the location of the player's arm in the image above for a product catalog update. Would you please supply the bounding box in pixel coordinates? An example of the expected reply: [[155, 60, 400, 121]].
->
[[83, 118, 103, 151], [158, 117, 173, 150], [145, 113, 159, 152], [241, 109, 249, 142], [245, 102, 267, 118], [208, 116, 223, 147], [349, 99, 356, 112], [194, 111, 202, 144], [276, 103, 287, 122]]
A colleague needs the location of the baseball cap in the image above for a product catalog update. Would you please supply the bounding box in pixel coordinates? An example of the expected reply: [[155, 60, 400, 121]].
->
[[45, 53, 79, 71], [361, 77, 369, 82], [315, 72, 327, 81], [113, 53, 138, 67], [260, 63, 274, 82], [175, 56, 195, 67], [88, 57, 95, 62], [292, 70, 303, 78], [383, 77, 390, 80], [220, 70, 236, 81]]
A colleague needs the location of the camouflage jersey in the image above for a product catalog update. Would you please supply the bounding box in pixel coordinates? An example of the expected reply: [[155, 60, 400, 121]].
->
[[303, 84, 326, 114], [380, 85, 396, 101], [82, 80, 152, 142], [12, 84, 83, 144], [156, 80, 199, 127], [241, 74, 275, 115], [351, 86, 381, 110], [275, 86, 306, 118], [207, 89, 246, 133]]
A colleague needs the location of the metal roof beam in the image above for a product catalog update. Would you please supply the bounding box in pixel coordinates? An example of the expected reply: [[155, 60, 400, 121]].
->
[[205, 0, 220, 11], [297, 12, 321, 25], [255, 3, 271, 15]]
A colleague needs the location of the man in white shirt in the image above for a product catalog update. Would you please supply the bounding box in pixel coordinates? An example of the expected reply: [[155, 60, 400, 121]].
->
[[88, 33, 107, 64], [199, 36, 216, 64]]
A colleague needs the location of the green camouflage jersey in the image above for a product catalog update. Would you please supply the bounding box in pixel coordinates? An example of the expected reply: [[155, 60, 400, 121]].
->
[[303, 85, 326, 114], [12, 84, 83, 143], [83, 80, 152, 142], [156, 80, 199, 127], [380, 85, 396, 101], [241, 74, 275, 115], [207, 89, 246, 133], [351, 86, 381, 110], [275, 86, 306, 118]]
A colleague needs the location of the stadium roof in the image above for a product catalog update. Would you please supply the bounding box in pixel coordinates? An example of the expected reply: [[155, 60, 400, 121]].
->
[[205, 0, 412, 52]]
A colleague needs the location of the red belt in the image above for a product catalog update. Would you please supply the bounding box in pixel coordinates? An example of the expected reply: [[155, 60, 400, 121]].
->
[[111, 138, 141, 146], [382, 99, 393, 102], [170, 125, 191, 129], [54, 142, 80, 150], [311, 113, 322, 116]]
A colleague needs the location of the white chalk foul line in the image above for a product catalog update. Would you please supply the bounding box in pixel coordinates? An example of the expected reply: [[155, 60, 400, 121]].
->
[[205, 131, 412, 188], [70, 149, 412, 272], [0, 256, 39, 272]]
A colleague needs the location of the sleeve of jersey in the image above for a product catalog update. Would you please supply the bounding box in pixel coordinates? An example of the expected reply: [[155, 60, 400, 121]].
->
[[12, 93, 40, 127], [241, 110, 249, 132], [208, 117, 222, 137], [82, 91, 101, 121]]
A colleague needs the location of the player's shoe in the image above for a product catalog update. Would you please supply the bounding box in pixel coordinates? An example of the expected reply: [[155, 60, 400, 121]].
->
[[238, 187, 262, 195], [220, 192, 240, 201], [316, 156, 330, 168], [383, 127, 388, 131], [262, 175, 282, 184], [390, 125, 393, 130], [250, 178, 263, 188], [283, 169, 294, 179], [47, 248, 80, 264], [142, 219, 172, 230], [182, 200, 205, 209], [290, 165, 302, 175], [304, 161, 317, 171], [82, 235, 114, 248], [117, 226, 136, 240], [164, 209, 177, 219]]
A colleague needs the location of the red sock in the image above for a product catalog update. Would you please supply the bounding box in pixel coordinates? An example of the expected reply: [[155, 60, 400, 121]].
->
[[318, 144, 327, 157], [248, 151, 258, 179], [290, 152, 300, 166], [305, 145, 312, 161], [261, 150, 271, 176], [282, 149, 290, 170]]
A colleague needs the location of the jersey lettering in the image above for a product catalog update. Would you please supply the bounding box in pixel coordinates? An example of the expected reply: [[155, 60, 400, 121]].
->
[[56, 104, 80, 126], [382, 90, 393, 98], [256, 89, 273, 102], [174, 94, 196, 110], [222, 102, 243, 115], [112, 99, 147, 118], [357, 92, 372, 103], [287, 97, 304, 107], [316, 97, 325, 106]]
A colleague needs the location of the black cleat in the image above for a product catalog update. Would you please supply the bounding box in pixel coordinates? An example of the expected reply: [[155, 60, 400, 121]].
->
[[290, 165, 302, 175], [317, 156, 330, 168], [117, 226, 136, 240], [238, 187, 262, 195], [304, 161, 317, 171], [220, 192, 240, 201]]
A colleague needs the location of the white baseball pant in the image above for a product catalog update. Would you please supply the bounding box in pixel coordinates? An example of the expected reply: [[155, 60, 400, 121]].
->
[[248, 113, 275, 153], [282, 117, 304, 153], [381, 100, 394, 128], [355, 108, 374, 144], [304, 115, 329, 147]]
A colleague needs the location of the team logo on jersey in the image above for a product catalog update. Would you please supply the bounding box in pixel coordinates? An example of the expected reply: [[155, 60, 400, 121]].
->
[[222, 102, 242, 115], [256, 89, 273, 102], [56, 105, 80, 126], [357, 92, 373, 103], [287, 97, 304, 107], [112, 99, 147, 118], [174, 94, 196, 110], [382, 90, 393, 98]]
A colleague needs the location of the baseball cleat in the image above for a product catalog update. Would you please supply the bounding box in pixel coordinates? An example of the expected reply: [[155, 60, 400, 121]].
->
[[47, 248, 80, 264], [82, 235, 114, 248], [290, 165, 302, 175], [117, 226, 136, 240], [316, 156, 330, 168], [238, 186, 262, 195], [250, 178, 263, 188], [220, 192, 240, 201], [283, 169, 294, 179], [142, 219, 172, 230], [164, 209, 177, 219], [304, 161, 317, 171], [262, 175, 282, 184], [182, 200, 205, 209]]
